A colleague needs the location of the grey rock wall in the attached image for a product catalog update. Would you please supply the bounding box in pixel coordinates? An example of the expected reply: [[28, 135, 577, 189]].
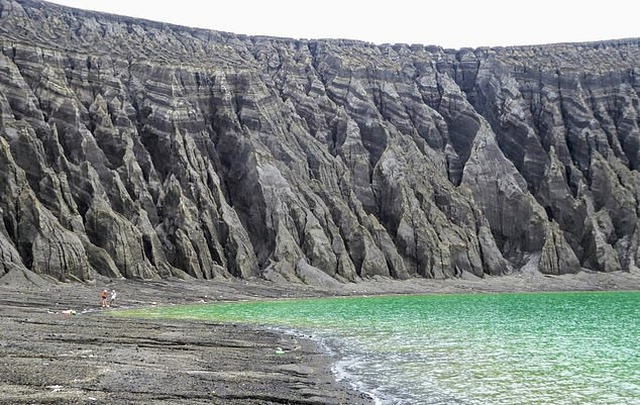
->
[[1, 0, 639, 283]]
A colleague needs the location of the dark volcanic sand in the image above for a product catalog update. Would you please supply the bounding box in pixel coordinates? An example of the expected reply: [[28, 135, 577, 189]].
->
[[1, 268, 639, 404]]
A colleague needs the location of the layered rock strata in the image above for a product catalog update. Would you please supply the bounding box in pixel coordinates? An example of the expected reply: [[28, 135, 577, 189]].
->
[[1, 0, 639, 284]]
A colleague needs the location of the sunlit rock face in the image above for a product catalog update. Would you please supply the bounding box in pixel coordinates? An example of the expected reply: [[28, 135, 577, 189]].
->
[[1, 0, 639, 283]]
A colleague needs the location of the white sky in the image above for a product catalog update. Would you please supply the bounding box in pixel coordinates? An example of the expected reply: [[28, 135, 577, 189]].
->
[[48, 1, 638, 49]]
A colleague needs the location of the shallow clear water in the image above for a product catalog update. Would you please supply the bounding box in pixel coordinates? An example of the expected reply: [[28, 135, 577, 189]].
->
[[122, 291, 640, 404]]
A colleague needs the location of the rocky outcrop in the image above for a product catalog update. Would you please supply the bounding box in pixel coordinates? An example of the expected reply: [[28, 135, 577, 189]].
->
[[1, 0, 639, 283]]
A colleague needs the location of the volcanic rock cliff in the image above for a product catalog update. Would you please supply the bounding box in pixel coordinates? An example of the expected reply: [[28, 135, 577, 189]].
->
[[1, 0, 639, 284]]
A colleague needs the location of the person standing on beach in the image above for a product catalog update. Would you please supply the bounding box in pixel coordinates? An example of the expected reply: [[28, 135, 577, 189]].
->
[[109, 289, 117, 307], [101, 289, 108, 308]]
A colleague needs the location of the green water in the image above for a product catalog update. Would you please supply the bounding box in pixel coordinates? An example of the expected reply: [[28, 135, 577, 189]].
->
[[121, 291, 640, 404]]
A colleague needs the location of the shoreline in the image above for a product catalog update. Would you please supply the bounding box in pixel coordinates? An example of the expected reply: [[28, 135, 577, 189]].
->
[[1, 268, 639, 404]]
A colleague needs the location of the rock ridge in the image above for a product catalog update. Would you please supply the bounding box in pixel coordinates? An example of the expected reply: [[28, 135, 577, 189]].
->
[[1, 0, 640, 285]]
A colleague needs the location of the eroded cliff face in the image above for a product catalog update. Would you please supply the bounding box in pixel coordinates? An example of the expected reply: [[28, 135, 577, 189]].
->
[[1, 0, 639, 284]]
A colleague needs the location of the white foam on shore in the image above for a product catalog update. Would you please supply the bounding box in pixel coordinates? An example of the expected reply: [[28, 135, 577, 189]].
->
[[315, 334, 394, 405], [267, 325, 387, 404], [331, 355, 385, 405]]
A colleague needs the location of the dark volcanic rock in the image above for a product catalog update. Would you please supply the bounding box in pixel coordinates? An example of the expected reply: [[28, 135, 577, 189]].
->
[[1, 0, 640, 283]]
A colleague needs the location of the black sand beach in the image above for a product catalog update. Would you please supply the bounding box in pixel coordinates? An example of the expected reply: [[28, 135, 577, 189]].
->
[[1, 269, 639, 404]]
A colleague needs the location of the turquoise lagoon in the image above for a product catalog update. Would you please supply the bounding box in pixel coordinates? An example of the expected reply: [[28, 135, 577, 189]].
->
[[122, 291, 640, 404]]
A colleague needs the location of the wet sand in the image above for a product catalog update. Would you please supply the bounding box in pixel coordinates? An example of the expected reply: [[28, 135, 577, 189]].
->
[[1, 268, 639, 404]]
